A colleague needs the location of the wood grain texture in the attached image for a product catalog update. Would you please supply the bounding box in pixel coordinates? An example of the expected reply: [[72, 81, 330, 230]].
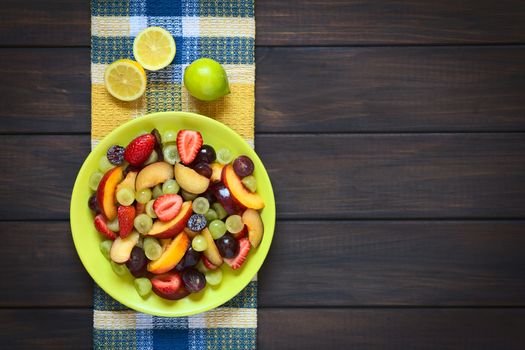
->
[[259, 309, 525, 349], [2, 1, 525, 46], [2, 221, 525, 307], [3, 47, 525, 133], [1, 134, 524, 220], [0, 0, 89, 46], [1, 308, 524, 349]]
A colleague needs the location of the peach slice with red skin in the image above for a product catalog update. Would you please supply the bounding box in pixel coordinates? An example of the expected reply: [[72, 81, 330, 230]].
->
[[110, 231, 140, 263], [202, 228, 223, 266], [242, 209, 264, 248], [97, 166, 124, 221], [145, 201, 193, 239], [174, 162, 210, 194], [147, 232, 190, 274], [222, 165, 264, 210], [135, 162, 173, 191]]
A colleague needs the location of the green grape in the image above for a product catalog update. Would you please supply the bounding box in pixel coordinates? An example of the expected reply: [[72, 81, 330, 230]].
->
[[145, 199, 157, 218], [163, 144, 180, 165], [216, 148, 233, 164], [99, 156, 114, 172], [204, 209, 218, 223], [144, 150, 158, 165], [212, 203, 228, 220], [196, 259, 207, 273], [192, 197, 210, 215], [205, 268, 223, 286], [99, 240, 113, 260], [116, 187, 135, 206], [163, 130, 177, 143], [135, 188, 152, 204], [134, 278, 152, 298], [89, 171, 104, 191], [192, 235, 208, 252], [181, 189, 198, 201], [136, 235, 144, 249], [134, 214, 153, 234], [241, 175, 257, 193], [107, 217, 120, 232], [110, 261, 128, 276], [143, 237, 162, 260], [225, 215, 244, 234], [209, 220, 227, 239], [162, 179, 180, 194], [152, 184, 163, 199]]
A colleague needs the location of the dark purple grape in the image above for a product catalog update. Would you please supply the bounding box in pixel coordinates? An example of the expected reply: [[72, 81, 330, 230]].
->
[[126, 247, 148, 277], [211, 182, 242, 215], [193, 162, 212, 178], [151, 128, 162, 146], [151, 129, 164, 161], [194, 145, 216, 164], [216, 234, 239, 258], [107, 145, 125, 165], [187, 214, 207, 232], [175, 247, 201, 271], [233, 156, 254, 177], [182, 268, 206, 293], [201, 189, 216, 204], [88, 194, 100, 213]]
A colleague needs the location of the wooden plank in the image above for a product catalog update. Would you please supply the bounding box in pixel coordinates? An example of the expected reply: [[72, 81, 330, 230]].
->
[[0, 49, 90, 133], [1, 308, 524, 349], [0, 309, 91, 350], [1, 134, 525, 220], [0, 0, 89, 47], [2, 1, 525, 46], [259, 309, 525, 349], [3, 47, 525, 133], [3, 221, 525, 307]]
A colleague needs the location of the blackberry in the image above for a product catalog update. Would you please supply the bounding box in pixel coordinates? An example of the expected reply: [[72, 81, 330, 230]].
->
[[107, 145, 125, 165], [187, 214, 207, 232]]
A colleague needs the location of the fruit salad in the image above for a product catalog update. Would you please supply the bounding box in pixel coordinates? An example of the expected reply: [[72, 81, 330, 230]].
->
[[88, 128, 265, 300]]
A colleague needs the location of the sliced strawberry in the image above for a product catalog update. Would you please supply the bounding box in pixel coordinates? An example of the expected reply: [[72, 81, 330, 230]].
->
[[177, 130, 202, 165], [117, 205, 135, 238], [224, 237, 250, 270], [154, 194, 183, 222], [151, 272, 185, 300], [94, 214, 117, 240], [124, 134, 156, 166], [202, 255, 218, 270], [135, 202, 146, 215]]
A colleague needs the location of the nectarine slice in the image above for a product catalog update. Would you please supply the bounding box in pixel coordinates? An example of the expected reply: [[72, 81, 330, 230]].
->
[[148, 232, 190, 274], [135, 162, 174, 191], [222, 165, 264, 210], [210, 162, 224, 183], [110, 231, 139, 263], [202, 228, 223, 266], [146, 201, 193, 239], [174, 163, 210, 194], [97, 166, 124, 221], [242, 209, 264, 248], [116, 170, 137, 193]]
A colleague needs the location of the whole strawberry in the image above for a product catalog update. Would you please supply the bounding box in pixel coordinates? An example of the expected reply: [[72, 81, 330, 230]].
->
[[124, 134, 156, 166]]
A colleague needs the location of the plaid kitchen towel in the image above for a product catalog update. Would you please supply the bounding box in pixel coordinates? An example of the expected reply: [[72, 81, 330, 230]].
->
[[91, 0, 256, 348]]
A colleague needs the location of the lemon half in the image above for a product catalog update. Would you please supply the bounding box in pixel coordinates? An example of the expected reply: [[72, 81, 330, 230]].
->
[[133, 27, 176, 71], [104, 59, 147, 101]]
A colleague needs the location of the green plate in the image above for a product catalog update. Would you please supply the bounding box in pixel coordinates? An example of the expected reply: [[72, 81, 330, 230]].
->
[[70, 111, 275, 317]]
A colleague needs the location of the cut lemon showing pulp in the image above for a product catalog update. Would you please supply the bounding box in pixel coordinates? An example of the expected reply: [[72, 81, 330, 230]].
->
[[133, 27, 176, 71], [104, 59, 147, 101]]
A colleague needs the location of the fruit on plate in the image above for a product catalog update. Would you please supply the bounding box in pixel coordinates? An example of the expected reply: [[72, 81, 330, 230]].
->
[[222, 164, 264, 210], [241, 209, 264, 248], [151, 272, 190, 300], [127, 246, 148, 277], [210, 162, 224, 182], [96, 166, 124, 220], [135, 162, 174, 191], [147, 232, 190, 274], [116, 170, 137, 193], [184, 58, 230, 101], [117, 205, 136, 238], [146, 201, 193, 238], [133, 26, 176, 71], [177, 130, 202, 165], [201, 227, 223, 266], [94, 214, 118, 240], [153, 194, 182, 222], [124, 134, 156, 166], [110, 231, 140, 263], [211, 182, 243, 215], [182, 268, 206, 293], [174, 163, 210, 194], [104, 59, 146, 101], [224, 237, 251, 270]]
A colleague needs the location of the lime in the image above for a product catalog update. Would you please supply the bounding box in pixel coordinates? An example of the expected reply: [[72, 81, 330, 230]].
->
[[184, 58, 230, 101]]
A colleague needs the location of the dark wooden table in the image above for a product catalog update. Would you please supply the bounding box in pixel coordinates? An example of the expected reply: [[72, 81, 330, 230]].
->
[[2, 1, 525, 349]]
